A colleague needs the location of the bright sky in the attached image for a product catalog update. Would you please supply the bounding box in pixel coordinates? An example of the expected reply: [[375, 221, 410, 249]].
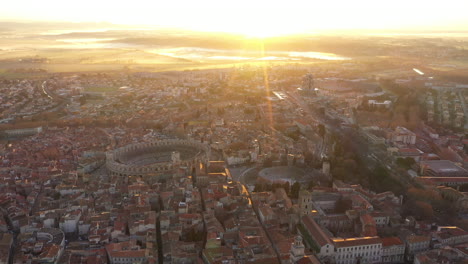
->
[[2, 0, 468, 36]]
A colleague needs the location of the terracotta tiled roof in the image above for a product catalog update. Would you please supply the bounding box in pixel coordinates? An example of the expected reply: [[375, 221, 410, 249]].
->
[[333, 237, 382, 248], [406, 235, 430, 244], [301, 215, 332, 247], [381, 237, 403, 247]]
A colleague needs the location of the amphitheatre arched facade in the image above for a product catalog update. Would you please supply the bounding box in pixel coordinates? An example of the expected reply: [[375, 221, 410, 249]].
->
[[106, 139, 209, 180]]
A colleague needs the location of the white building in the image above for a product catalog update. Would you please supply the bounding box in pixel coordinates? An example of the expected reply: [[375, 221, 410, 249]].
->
[[433, 226, 468, 246], [333, 237, 382, 264], [390, 127, 416, 145], [106, 240, 147, 264], [3, 126, 42, 137], [226, 155, 250, 165], [368, 100, 392, 109], [405, 235, 430, 261], [381, 237, 405, 263], [370, 212, 390, 228], [300, 215, 335, 259], [59, 211, 81, 233]]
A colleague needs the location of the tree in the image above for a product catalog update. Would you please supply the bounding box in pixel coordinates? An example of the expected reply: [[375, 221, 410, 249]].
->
[[283, 182, 291, 195], [52, 192, 61, 200], [184, 228, 203, 242], [263, 157, 273, 168], [333, 138, 344, 157], [368, 165, 404, 195], [460, 184, 468, 192], [244, 108, 254, 115], [304, 151, 314, 166], [318, 124, 326, 139], [331, 167, 346, 181], [79, 96, 87, 105], [335, 197, 352, 213], [407, 187, 442, 203], [343, 159, 358, 173], [318, 107, 325, 116], [396, 157, 415, 169], [254, 184, 263, 192], [413, 201, 434, 220], [286, 131, 300, 141], [290, 182, 301, 199]]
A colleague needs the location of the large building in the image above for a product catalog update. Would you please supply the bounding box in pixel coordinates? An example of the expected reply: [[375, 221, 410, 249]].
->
[[404, 235, 430, 261], [418, 176, 468, 188], [106, 139, 209, 180], [299, 215, 335, 259], [413, 246, 468, 264], [3, 126, 42, 137], [332, 237, 382, 264], [432, 226, 468, 246], [105, 240, 148, 264], [299, 189, 341, 216], [381, 237, 404, 263], [419, 160, 468, 177]]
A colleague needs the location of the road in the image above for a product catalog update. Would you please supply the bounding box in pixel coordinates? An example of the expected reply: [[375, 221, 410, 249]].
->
[[238, 166, 257, 184], [31, 81, 69, 117], [41, 81, 54, 99], [242, 182, 282, 264], [0, 207, 18, 264], [285, 90, 333, 158], [289, 88, 415, 188]]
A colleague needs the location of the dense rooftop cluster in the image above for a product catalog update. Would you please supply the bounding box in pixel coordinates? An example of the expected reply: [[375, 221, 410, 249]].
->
[[1, 63, 468, 264]]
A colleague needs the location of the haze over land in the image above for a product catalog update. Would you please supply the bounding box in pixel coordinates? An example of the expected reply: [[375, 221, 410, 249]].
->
[[1, 20, 468, 80]]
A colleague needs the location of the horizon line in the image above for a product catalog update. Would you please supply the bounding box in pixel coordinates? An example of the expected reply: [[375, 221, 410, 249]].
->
[[2, 19, 468, 36]]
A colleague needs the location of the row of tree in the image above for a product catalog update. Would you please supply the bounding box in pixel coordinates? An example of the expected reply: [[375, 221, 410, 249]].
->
[[253, 180, 315, 199]]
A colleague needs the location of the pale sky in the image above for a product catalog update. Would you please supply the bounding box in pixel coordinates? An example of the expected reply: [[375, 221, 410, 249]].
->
[[2, 0, 468, 36]]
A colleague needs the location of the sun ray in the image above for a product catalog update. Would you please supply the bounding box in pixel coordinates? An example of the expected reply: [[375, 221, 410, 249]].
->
[[259, 39, 276, 144]]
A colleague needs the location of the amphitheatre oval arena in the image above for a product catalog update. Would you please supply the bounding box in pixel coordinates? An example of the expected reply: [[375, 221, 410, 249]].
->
[[106, 139, 209, 178]]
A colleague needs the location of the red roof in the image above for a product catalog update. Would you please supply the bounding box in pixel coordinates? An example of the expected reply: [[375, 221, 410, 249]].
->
[[111, 250, 145, 258], [301, 215, 332, 247], [179, 213, 200, 220], [439, 227, 468, 236], [398, 148, 422, 154], [113, 221, 125, 231], [333, 237, 382, 248], [297, 257, 314, 264], [420, 177, 468, 183], [360, 214, 375, 226], [381, 237, 403, 247], [406, 235, 430, 244]]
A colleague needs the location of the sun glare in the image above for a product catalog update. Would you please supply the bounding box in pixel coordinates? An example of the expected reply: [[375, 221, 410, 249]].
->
[[233, 25, 288, 38], [1, 0, 468, 34]]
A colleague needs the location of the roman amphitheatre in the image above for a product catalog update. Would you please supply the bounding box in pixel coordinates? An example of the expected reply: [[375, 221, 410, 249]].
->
[[106, 139, 209, 179], [258, 166, 307, 183]]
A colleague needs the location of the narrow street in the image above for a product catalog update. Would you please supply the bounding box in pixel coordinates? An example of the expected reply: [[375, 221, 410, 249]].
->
[[0, 207, 17, 264], [242, 183, 282, 264]]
